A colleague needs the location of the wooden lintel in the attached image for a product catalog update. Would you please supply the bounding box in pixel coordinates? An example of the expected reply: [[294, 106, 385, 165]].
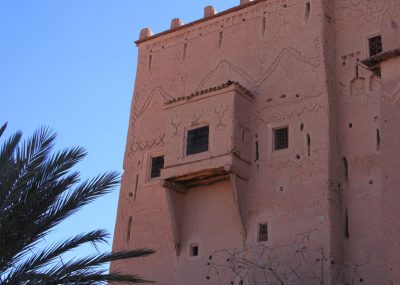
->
[[162, 180, 188, 195]]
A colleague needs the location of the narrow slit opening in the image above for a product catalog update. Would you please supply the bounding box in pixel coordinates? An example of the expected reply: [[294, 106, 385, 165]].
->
[[255, 140, 259, 161], [149, 54, 152, 71], [343, 157, 349, 183], [183, 43, 187, 61], [305, 2, 310, 22], [345, 208, 350, 239], [127, 216, 133, 241], [262, 17, 266, 35], [307, 134, 311, 157], [134, 174, 139, 200], [218, 31, 223, 48], [376, 129, 380, 151]]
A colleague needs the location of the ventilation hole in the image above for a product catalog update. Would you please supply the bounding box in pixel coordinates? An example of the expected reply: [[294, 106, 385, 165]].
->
[[242, 18, 246, 22], [300, 123, 304, 131], [128, 192, 133, 197], [348, 123, 353, 128], [369, 179, 374, 185], [283, 4, 287, 8], [279, 186, 284, 192], [307, 134, 311, 157], [190, 244, 199, 257], [267, 98, 273, 102], [295, 154, 301, 160], [295, 94, 300, 98], [280, 94, 286, 99]]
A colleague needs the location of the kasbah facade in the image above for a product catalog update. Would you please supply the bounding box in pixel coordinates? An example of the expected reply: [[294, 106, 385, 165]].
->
[[110, 0, 400, 284]]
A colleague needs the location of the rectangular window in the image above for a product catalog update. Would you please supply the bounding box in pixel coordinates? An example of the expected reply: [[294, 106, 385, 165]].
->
[[274, 127, 289, 151], [369, 35, 382, 57], [190, 244, 199, 257], [186, 126, 209, 155], [258, 222, 268, 242], [150, 155, 164, 179]]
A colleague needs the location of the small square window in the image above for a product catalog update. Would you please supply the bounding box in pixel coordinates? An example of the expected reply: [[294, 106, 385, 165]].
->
[[274, 127, 289, 151], [186, 126, 209, 155], [369, 35, 382, 57], [150, 155, 164, 179], [190, 244, 199, 257], [258, 222, 268, 242]]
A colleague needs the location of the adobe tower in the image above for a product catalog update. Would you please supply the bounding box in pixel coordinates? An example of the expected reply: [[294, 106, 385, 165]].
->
[[111, 0, 400, 284]]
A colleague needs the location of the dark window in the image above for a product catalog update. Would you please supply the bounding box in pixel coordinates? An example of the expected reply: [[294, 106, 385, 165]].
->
[[258, 223, 268, 242], [369, 35, 382, 57], [186, 126, 209, 155], [190, 244, 199, 257], [150, 155, 164, 178], [274, 127, 289, 150]]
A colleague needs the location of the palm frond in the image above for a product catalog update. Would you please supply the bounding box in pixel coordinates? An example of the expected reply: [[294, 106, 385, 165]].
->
[[0, 126, 154, 284]]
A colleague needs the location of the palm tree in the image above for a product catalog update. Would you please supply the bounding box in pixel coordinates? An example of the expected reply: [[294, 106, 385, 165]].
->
[[0, 123, 154, 284]]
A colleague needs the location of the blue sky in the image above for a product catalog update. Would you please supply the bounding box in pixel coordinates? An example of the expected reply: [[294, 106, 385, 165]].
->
[[0, 0, 236, 266]]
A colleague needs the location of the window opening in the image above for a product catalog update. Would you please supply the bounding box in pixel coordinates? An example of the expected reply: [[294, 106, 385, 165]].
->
[[274, 127, 289, 150], [186, 126, 209, 155], [190, 244, 199, 257], [258, 222, 268, 242], [369, 35, 382, 57], [150, 156, 164, 179]]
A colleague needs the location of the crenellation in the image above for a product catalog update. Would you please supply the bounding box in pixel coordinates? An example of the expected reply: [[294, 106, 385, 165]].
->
[[139, 27, 153, 40], [170, 18, 184, 29], [204, 5, 217, 18]]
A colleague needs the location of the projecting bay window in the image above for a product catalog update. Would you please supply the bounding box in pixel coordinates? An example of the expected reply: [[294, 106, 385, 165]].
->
[[186, 126, 209, 156]]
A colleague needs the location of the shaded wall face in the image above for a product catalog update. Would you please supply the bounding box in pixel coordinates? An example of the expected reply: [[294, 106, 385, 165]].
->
[[380, 56, 400, 285], [112, 0, 337, 284], [333, 1, 400, 283]]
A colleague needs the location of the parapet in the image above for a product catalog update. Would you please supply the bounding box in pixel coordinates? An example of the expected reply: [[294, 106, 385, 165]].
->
[[136, 0, 265, 45]]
